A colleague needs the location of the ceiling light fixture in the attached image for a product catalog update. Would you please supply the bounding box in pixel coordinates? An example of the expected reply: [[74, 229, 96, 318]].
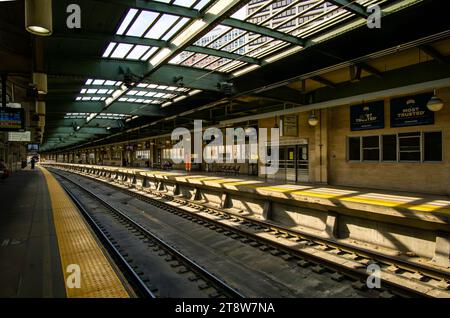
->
[[25, 0, 53, 36]]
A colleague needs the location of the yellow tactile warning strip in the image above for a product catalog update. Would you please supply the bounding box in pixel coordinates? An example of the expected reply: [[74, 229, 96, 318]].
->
[[39, 166, 129, 298]]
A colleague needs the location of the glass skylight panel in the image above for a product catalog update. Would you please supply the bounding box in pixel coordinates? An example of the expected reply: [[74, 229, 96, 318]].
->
[[116, 9, 139, 35], [126, 11, 159, 37], [127, 45, 152, 60], [174, 0, 196, 7], [204, 57, 231, 70], [140, 47, 158, 61], [110, 43, 134, 59], [194, 0, 211, 10], [93, 79, 105, 85], [169, 51, 194, 64], [181, 53, 207, 66], [145, 14, 179, 39], [161, 17, 190, 41], [102, 42, 116, 58], [76, 79, 123, 102], [195, 55, 220, 68]]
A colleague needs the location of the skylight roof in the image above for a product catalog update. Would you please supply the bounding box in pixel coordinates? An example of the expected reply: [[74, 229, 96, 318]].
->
[[64, 112, 133, 120]]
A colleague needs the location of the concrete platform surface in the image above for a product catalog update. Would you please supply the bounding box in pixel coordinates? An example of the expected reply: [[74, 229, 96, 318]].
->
[[0, 168, 65, 298]]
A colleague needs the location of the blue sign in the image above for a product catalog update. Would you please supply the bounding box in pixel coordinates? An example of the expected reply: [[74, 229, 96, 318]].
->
[[350, 101, 385, 131], [390, 93, 434, 127]]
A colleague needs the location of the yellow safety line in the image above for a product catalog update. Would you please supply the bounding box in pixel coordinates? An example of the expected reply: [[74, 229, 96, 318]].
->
[[210, 180, 450, 215], [40, 167, 129, 298]]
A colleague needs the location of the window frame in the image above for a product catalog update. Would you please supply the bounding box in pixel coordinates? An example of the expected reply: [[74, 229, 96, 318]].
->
[[346, 130, 443, 163]]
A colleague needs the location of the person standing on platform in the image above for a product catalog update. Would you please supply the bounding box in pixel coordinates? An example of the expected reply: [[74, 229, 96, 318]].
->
[[0, 160, 8, 179], [30, 157, 36, 170]]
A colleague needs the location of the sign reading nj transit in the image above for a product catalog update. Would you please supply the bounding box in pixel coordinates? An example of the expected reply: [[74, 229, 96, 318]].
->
[[350, 101, 385, 131], [390, 92, 434, 127]]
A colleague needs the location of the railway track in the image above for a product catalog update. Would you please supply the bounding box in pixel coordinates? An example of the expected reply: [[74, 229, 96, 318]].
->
[[52, 169, 245, 298], [50, 166, 450, 298]]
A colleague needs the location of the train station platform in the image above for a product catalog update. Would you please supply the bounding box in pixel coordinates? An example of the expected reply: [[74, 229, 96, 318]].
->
[[50, 163, 450, 221], [0, 167, 130, 298], [46, 163, 450, 268]]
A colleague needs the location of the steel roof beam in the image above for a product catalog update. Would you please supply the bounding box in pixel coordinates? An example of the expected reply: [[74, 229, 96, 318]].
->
[[47, 57, 228, 92], [45, 101, 166, 116], [49, 85, 189, 97], [92, 0, 300, 47], [310, 76, 337, 88], [420, 45, 447, 64], [97, 0, 200, 19], [221, 18, 305, 46], [50, 34, 261, 65], [186, 45, 261, 65]]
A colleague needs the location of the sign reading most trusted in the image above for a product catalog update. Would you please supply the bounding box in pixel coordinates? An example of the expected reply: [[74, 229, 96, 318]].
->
[[390, 92, 434, 127], [350, 100, 385, 131]]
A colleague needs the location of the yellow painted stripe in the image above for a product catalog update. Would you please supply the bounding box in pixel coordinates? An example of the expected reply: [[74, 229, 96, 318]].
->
[[40, 167, 129, 298], [248, 185, 450, 214]]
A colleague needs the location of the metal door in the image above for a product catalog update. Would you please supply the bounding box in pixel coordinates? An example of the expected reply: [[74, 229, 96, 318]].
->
[[296, 145, 309, 182]]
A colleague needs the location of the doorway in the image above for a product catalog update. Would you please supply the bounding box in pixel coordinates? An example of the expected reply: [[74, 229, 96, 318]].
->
[[277, 145, 309, 182]]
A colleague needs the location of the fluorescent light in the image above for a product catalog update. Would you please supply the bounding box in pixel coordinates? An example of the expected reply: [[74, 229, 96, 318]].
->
[[112, 90, 123, 98], [232, 64, 260, 77], [264, 46, 303, 63], [86, 113, 97, 123], [206, 0, 236, 15], [105, 97, 114, 106], [150, 48, 172, 66], [173, 95, 187, 103], [172, 19, 206, 47], [188, 89, 202, 96], [162, 102, 172, 107]]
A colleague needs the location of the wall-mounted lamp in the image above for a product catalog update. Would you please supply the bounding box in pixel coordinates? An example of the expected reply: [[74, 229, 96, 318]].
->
[[25, 0, 53, 36], [308, 111, 319, 127], [427, 89, 444, 112]]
